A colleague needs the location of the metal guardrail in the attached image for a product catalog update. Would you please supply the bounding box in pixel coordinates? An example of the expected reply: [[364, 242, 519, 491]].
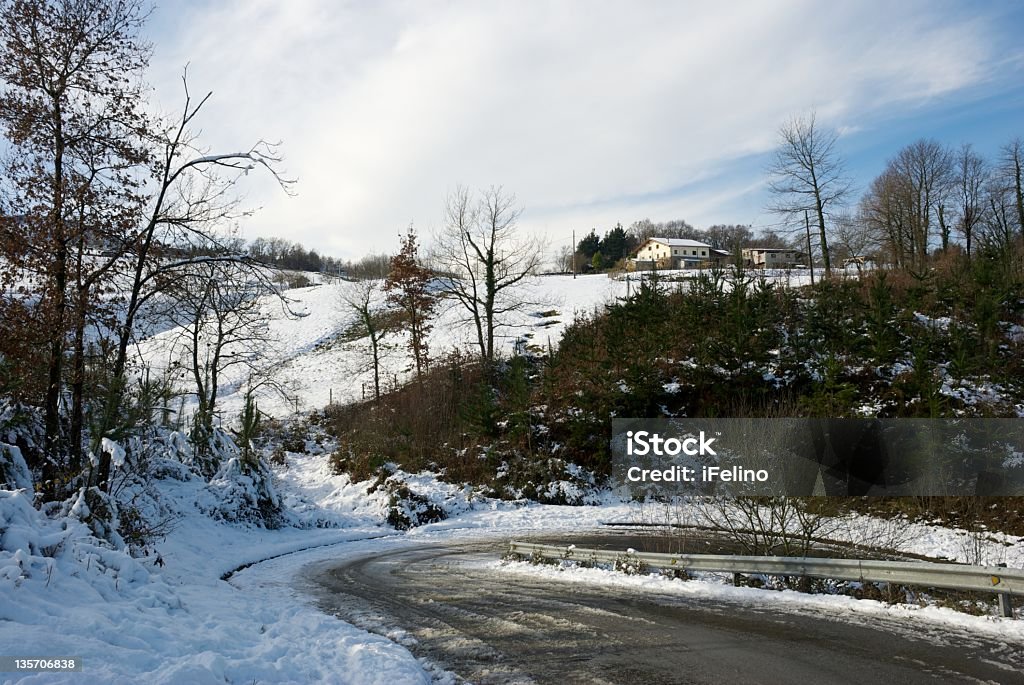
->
[[508, 541, 1022, 618]]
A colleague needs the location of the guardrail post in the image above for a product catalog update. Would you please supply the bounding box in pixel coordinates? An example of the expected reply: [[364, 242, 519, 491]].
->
[[733, 572, 741, 587], [997, 593, 1013, 618]]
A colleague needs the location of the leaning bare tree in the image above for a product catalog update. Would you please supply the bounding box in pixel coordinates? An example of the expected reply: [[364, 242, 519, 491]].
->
[[432, 185, 545, 364], [767, 112, 852, 278], [84, 74, 292, 488]]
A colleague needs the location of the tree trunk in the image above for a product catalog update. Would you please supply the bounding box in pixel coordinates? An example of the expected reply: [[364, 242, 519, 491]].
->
[[1014, 153, 1024, 241], [938, 203, 949, 252], [43, 103, 67, 467], [485, 252, 496, 362], [70, 285, 88, 469]]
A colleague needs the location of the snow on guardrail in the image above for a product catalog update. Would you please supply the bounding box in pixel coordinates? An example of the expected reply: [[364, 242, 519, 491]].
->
[[508, 541, 1023, 618]]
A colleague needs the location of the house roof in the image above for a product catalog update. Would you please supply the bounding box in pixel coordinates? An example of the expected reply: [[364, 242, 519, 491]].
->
[[646, 237, 712, 248], [744, 247, 799, 252]]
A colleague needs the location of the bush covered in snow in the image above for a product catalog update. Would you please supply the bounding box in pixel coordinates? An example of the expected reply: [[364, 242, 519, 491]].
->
[[1, 488, 179, 615], [1, 442, 32, 491], [0, 400, 42, 492], [200, 455, 283, 527], [363, 465, 487, 530], [494, 456, 600, 505]]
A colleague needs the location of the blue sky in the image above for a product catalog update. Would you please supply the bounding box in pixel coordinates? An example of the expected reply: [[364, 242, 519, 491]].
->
[[144, 0, 1024, 259]]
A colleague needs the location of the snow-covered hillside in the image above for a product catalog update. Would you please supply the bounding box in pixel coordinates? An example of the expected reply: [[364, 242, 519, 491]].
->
[[136, 273, 631, 421], [135, 269, 832, 423]]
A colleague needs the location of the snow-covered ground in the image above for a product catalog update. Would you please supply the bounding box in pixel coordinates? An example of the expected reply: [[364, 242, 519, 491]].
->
[[4, 265, 1024, 683], [0, 454, 633, 684], [4, 439, 1023, 684]]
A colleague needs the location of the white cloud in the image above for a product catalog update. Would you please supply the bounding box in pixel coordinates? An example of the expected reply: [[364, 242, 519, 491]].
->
[[147, 0, 1014, 258]]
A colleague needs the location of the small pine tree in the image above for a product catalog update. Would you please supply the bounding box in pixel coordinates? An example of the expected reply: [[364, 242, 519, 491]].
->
[[384, 226, 437, 378], [233, 386, 261, 467]]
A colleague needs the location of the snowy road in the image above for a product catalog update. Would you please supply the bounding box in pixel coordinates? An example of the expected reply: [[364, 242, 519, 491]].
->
[[305, 536, 1024, 685]]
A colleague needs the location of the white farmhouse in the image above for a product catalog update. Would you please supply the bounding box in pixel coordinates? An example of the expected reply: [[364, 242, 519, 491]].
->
[[631, 237, 725, 270], [741, 247, 805, 269]]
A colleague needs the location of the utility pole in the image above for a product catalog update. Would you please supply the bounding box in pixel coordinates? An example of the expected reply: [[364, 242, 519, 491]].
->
[[572, 229, 576, 279], [805, 210, 815, 286]]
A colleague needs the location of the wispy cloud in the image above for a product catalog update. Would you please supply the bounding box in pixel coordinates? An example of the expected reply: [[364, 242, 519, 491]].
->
[[147, 0, 1022, 257]]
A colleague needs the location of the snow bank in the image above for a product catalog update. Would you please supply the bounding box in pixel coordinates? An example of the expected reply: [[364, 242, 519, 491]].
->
[[493, 558, 1024, 641]]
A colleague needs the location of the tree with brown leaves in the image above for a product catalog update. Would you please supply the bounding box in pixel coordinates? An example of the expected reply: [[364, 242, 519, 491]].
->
[[0, 0, 152, 476], [385, 226, 436, 379]]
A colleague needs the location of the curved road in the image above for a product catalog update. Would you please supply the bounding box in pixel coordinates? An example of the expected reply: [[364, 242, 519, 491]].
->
[[303, 536, 1024, 684]]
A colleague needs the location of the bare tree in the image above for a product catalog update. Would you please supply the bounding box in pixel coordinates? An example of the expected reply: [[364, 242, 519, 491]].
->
[[340, 280, 394, 402], [832, 212, 875, 271], [554, 244, 575, 273], [952, 143, 989, 258], [432, 185, 545, 364], [997, 137, 1024, 240], [887, 139, 954, 269], [160, 261, 286, 454], [767, 112, 852, 277], [981, 175, 1017, 252], [859, 168, 913, 267], [704, 224, 755, 253], [858, 141, 954, 270]]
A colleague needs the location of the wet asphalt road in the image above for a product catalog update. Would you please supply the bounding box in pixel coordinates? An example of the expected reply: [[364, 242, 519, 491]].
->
[[303, 534, 1024, 684]]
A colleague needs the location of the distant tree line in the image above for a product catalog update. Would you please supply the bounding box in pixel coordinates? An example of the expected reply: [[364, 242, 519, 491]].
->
[[767, 111, 1023, 275], [246, 236, 346, 274], [246, 236, 404, 281], [343, 253, 392, 280]]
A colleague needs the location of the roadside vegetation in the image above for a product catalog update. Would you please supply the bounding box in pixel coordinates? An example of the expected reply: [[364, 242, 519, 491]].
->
[[328, 248, 1023, 517]]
